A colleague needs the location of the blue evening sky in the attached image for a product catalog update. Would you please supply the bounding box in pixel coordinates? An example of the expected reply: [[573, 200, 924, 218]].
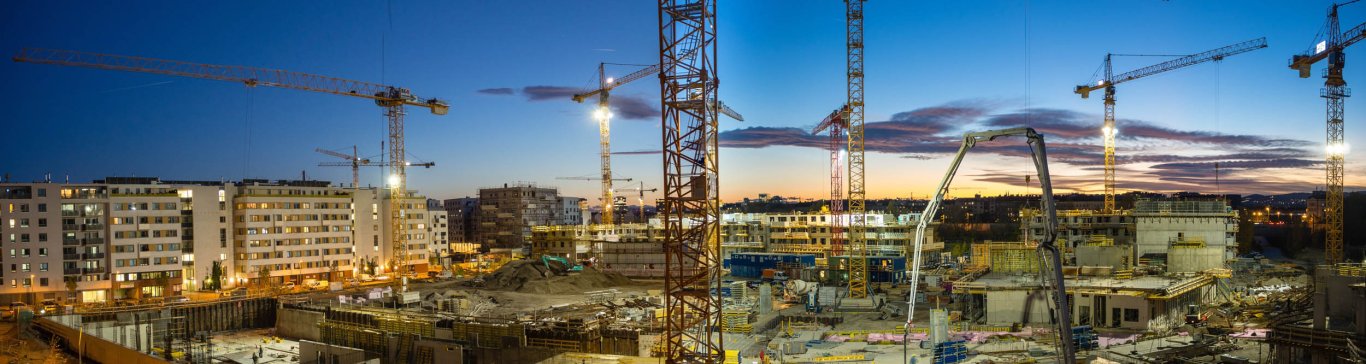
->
[[1, 1, 1362, 203]]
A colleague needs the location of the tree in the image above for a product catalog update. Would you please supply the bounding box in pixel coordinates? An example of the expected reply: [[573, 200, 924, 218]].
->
[[257, 265, 272, 288], [208, 260, 224, 291], [64, 277, 78, 302], [363, 257, 379, 276]]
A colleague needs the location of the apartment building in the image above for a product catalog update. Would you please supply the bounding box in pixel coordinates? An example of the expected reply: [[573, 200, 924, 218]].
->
[[478, 183, 563, 250], [427, 208, 449, 260], [442, 197, 479, 244], [0, 178, 435, 304], [231, 182, 355, 286]]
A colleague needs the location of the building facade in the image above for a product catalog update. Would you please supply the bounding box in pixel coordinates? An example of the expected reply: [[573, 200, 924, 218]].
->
[[477, 183, 563, 250], [0, 178, 435, 304]]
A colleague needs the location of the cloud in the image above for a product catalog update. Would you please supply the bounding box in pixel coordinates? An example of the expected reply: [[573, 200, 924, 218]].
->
[[476, 88, 515, 95], [719, 100, 1324, 193], [607, 95, 660, 120], [522, 86, 581, 101]]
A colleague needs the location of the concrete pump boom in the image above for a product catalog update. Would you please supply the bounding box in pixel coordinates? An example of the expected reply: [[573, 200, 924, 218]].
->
[[905, 127, 1071, 363]]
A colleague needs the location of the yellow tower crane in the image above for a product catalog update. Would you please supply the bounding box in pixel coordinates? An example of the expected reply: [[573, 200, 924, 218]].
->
[[845, 0, 870, 301], [1289, 1, 1366, 264], [1073, 38, 1266, 213], [13, 48, 450, 293], [572, 62, 743, 227]]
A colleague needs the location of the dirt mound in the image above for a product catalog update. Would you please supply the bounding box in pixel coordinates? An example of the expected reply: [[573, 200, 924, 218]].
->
[[484, 259, 635, 294]]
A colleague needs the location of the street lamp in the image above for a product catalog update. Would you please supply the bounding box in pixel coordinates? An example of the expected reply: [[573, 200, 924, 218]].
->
[[28, 274, 34, 304]]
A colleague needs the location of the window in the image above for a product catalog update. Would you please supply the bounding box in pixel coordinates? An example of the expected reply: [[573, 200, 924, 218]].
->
[[37, 234, 46, 242], [39, 278, 48, 287], [39, 263, 47, 272], [36, 189, 45, 197], [1124, 308, 1139, 322], [38, 248, 46, 256], [37, 204, 46, 212], [37, 219, 46, 227]]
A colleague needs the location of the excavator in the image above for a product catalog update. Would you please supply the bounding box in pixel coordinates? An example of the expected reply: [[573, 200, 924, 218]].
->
[[540, 255, 584, 276], [904, 128, 1077, 363]]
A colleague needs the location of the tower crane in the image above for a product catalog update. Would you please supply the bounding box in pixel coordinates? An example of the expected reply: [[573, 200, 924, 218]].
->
[[905, 128, 1074, 363], [1289, 1, 1366, 264], [1074, 38, 1266, 213], [571, 62, 744, 227], [615, 182, 658, 223], [13, 48, 450, 290], [812, 105, 851, 258], [657, 0, 723, 361], [316, 147, 435, 188], [844, 0, 871, 301]]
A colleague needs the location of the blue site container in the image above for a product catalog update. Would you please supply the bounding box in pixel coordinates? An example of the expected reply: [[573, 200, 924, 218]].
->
[[728, 253, 816, 278]]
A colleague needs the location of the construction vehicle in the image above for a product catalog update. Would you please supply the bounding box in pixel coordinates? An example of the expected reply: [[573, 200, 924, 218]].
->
[[1288, 1, 1365, 264], [1073, 37, 1266, 213], [540, 255, 583, 276], [1185, 304, 1210, 328], [905, 128, 1076, 363]]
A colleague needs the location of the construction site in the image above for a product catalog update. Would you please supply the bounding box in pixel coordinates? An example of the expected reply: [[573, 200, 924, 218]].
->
[[1, 1, 1365, 364]]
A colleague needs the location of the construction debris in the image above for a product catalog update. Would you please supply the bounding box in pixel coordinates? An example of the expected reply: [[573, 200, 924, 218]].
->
[[483, 259, 635, 294]]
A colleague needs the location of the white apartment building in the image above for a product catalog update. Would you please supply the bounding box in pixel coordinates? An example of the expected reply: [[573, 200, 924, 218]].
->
[[0, 178, 435, 304]]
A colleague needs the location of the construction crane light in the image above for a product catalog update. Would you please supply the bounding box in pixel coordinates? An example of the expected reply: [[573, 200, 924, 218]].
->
[[605, 77, 615, 84], [594, 107, 612, 120], [1097, 80, 1105, 86], [387, 174, 400, 188], [1327, 142, 1351, 156], [1102, 126, 1117, 137]]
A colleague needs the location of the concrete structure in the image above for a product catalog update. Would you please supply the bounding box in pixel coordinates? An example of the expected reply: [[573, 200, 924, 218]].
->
[[532, 211, 942, 278], [427, 207, 449, 261], [1269, 264, 1366, 362], [477, 183, 563, 250], [957, 272, 1213, 330], [557, 196, 585, 226], [1133, 199, 1238, 260]]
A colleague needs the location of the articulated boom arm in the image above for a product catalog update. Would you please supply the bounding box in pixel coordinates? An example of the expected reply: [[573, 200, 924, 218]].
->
[[1075, 37, 1267, 98], [315, 148, 363, 162], [13, 48, 450, 115], [907, 127, 1071, 362], [572, 63, 661, 103]]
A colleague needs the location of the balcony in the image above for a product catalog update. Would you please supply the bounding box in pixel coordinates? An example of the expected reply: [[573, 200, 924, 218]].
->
[[63, 254, 80, 260], [82, 238, 105, 246], [83, 267, 106, 274], [63, 267, 81, 275], [63, 238, 80, 246], [82, 252, 106, 260], [61, 224, 80, 231]]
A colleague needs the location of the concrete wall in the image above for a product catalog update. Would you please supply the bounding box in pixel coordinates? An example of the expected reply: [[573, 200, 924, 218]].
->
[[1135, 215, 1234, 258], [299, 340, 367, 364], [36, 317, 165, 364], [1075, 245, 1131, 268], [985, 290, 1054, 326], [1167, 246, 1223, 273], [276, 307, 324, 342]]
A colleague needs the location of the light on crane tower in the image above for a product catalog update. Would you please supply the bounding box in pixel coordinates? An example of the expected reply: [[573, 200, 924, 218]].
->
[[1327, 142, 1351, 156], [594, 107, 612, 120], [605, 77, 615, 84], [1102, 125, 1118, 137], [387, 174, 401, 188], [1097, 80, 1106, 86]]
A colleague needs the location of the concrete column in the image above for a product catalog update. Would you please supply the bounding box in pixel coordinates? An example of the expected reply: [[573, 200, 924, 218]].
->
[[1314, 266, 1328, 330]]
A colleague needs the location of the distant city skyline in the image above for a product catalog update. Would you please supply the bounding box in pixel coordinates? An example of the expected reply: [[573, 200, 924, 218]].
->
[[3, 1, 1364, 202]]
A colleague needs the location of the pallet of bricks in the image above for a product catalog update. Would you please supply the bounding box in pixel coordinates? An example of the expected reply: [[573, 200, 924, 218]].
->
[[721, 310, 752, 334]]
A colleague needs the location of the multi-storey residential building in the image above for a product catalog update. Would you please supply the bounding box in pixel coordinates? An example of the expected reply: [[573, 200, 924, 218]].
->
[[443, 197, 479, 244], [107, 180, 185, 299], [231, 181, 355, 286], [557, 196, 585, 226], [427, 208, 449, 261], [0, 177, 437, 304], [478, 183, 562, 250]]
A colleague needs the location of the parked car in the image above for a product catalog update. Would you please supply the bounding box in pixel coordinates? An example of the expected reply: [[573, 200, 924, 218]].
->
[[6, 302, 28, 318], [374, 275, 391, 281], [40, 299, 60, 315], [305, 280, 328, 291], [344, 278, 360, 287], [359, 274, 375, 282], [281, 282, 297, 290], [221, 287, 248, 297]]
